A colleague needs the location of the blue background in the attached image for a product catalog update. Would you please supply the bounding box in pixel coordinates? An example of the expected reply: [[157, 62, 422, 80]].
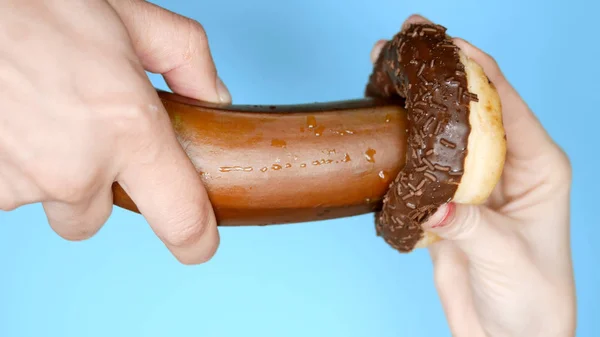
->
[[1, 0, 598, 336]]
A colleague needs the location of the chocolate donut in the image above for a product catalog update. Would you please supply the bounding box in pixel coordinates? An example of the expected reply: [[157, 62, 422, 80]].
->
[[365, 23, 506, 252], [112, 23, 505, 254]]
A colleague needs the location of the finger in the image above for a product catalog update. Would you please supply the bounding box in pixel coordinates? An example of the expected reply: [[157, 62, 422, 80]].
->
[[401, 13, 433, 29], [116, 102, 219, 265], [429, 241, 487, 337], [398, 14, 555, 160], [422, 203, 525, 266], [42, 186, 113, 241], [370, 14, 433, 63], [452, 38, 555, 161], [370, 39, 387, 64], [108, 0, 231, 103]]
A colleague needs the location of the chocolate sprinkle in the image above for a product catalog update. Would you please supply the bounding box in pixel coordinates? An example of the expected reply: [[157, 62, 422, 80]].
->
[[440, 138, 457, 148], [364, 23, 473, 252]]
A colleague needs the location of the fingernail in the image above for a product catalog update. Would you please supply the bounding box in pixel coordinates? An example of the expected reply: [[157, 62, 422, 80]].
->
[[423, 203, 455, 230], [216, 77, 231, 103]]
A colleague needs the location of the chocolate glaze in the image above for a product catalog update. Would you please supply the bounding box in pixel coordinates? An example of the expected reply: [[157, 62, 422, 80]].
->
[[365, 23, 477, 252]]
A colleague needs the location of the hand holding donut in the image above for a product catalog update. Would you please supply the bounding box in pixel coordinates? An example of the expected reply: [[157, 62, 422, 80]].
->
[[370, 15, 575, 337], [0, 0, 230, 264]]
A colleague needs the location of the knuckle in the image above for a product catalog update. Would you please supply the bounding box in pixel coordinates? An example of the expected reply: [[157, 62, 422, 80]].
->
[[188, 19, 208, 40], [45, 200, 111, 242], [550, 147, 573, 183], [480, 53, 502, 81], [51, 179, 93, 203], [0, 199, 19, 211], [482, 51, 499, 69], [110, 102, 170, 157], [184, 19, 209, 60], [112, 102, 161, 137], [38, 170, 98, 203], [445, 205, 481, 240]]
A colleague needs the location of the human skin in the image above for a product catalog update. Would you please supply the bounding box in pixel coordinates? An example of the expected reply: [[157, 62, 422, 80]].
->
[[0, 1, 576, 335], [0, 0, 231, 265], [374, 14, 575, 337]]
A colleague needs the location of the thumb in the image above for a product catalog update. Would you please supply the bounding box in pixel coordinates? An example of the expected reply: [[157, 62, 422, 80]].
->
[[108, 0, 231, 103], [423, 203, 519, 265]]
